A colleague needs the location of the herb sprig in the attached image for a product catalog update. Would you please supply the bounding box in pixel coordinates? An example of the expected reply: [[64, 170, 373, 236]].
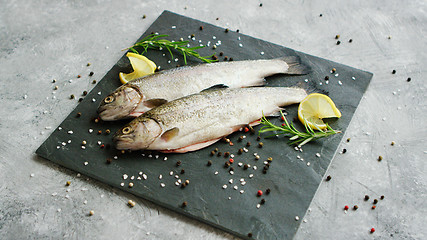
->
[[127, 34, 217, 65], [259, 111, 341, 146]]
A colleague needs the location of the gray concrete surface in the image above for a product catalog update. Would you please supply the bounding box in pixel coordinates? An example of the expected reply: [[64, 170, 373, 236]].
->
[[1, 0, 426, 239]]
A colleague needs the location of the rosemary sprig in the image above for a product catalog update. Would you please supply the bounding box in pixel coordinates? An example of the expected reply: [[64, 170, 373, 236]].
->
[[259, 111, 341, 147], [127, 34, 217, 65]]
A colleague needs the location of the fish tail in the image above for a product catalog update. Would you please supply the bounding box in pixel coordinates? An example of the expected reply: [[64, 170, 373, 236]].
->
[[295, 81, 328, 95], [280, 56, 311, 75]]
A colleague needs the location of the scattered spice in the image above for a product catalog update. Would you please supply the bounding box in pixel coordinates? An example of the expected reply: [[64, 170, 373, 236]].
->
[[336, 41, 341, 45], [346, 138, 351, 142], [349, 39, 353, 43], [212, 55, 218, 60], [83, 91, 88, 96], [243, 164, 249, 170], [373, 199, 378, 204], [342, 148, 347, 154], [87, 63, 91, 66], [142, 15, 146, 19], [353, 205, 359, 210], [266, 188, 271, 195], [66, 181, 71, 186], [199, 26, 204, 30], [229, 158, 234, 164], [372, 205, 376, 210], [257, 190, 263, 196], [344, 205, 349, 211], [106, 158, 112, 164], [224, 152, 230, 157], [52, 79, 56, 83], [256, 136, 261, 141], [105, 129, 111, 134], [325, 76, 329, 80], [225, 28, 229, 33], [378, 155, 383, 161], [370, 228, 375, 233], [76, 112, 82, 118], [128, 200, 136, 207], [223, 56, 228, 61], [392, 70, 396, 74], [210, 150, 215, 156], [325, 175, 332, 181], [97, 130, 102, 134], [331, 68, 336, 73], [89, 71, 94, 76], [258, 142, 264, 148], [380, 195, 385, 200], [92, 80, 97, 84], [54, 86, 58, 90], [181, 201, 187, 207], [391, 141, 395, 146], [319, 13, 323, 17], [78, 98, 83, 102], [364, 195, 370, 201], [267, 157, 273, 162], [260, 198, 266, 204], [238, 148, 243, 154], [219, 52, 224, 56], [238, 136, 244, 142], [248, 233, 253, 238], [89, 210, 94, 216], [217, 151, 222, 157], [77, 75, 81, 78], [229, 57, 234, 61], [176, 161, 182, 167], [407, 77, 411, 82], [246, 142, 251, 147], [70, 94, 75, 99], [335, 35, 340, 39]]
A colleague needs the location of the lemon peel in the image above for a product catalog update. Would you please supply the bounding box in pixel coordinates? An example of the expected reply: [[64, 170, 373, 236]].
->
[[298, 93, 341, 130], [119, 52, 156, 84]]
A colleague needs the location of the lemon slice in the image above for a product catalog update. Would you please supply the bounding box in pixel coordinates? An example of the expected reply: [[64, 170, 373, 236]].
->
[[298, 93, 342, 130], [119, 52, 156, 84]]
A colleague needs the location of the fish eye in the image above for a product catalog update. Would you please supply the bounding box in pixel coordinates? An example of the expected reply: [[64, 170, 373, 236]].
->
[[104, 96, 114, 103], [122, 127, 132, 134]]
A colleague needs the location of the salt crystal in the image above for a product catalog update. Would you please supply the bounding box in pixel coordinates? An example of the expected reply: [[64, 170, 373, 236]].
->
[[222, 185, 227, 189], [120, 183, 124, 186], [229, 179, 233, 184], [142, 174, 147, 180], [123, 174, 128, 180], [160, 183, 165, 188], [315, 153, 321, 157], [233, 186, 238, 190], [84, 162, 88, 166], [67, 130, 73, 134], [256, 204, 261, 209], [260, 51, 265, 55], [240, 190, 244, 194], [159, 174, 163, 180], [295, 216, 300, 221]]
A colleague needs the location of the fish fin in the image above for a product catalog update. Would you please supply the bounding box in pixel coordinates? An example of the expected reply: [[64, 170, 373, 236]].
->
[[160, 137, 222, 153], [201, 84, 229, 92], [280, 56, 310, 75], [143, 98, 168, 108], [160, 127, 180, 142]]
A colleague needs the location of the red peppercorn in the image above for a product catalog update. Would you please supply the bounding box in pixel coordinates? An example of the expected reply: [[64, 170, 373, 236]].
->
[[370, 228, 375, 233], [281, 123, 286, 127], [257, 190, 263, 196], [229, 158, 234, 163], [244, 127, 249, 132], [100, 144, 105, 149], [344, 205, 349, 210]]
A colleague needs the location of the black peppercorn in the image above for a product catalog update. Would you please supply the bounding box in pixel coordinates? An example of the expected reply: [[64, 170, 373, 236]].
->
[[76, 112, 81, 117], [246, 142, 251, 147], [89, 71, 94, 76], [181, 201, 187, 207], [106, 158, 112, 164], [342, 149, 347, 154], [353, 205, 359, 210], [176, 161, 182, 167], [199, 26, 203, 30], [219, 52, 223, 56], [207, 160, 212, 166], [325, 76, 329, 80], [407, 77, 411, 82], [238, 148, 243, 154], [326, 175, 332, 181], [180, 169, 185, 174], [260, 198, 266, 204], [224, 161, 230, 168], [225, 28, 229, 33], [243, 164, 249, 170], [392, 69, 396, 74], [210, 151, 215, 156], [373, 199, 378, 204], [364, 195, 370, 201], [78, 98, 83, 102], [380, 195, 384, 200], [238, 136, 244, 142], [70, 94, 75, 99], [336, 41, 341, 45], [217, 151, 222, 157], [266, 188, 271, 194]]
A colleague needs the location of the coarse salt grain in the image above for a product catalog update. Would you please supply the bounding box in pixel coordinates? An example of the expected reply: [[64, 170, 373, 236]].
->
[[229, 179, 233, 184], [222, 185, 227, 189], [260, 51, 265, 55], [169, 171, 174, 176], [163, 157, 168, 161], [256, 204, 261, 209], [98, 92, 101, 95], [233, 186, 238, 190], [139, 172, 143, 175], [295, 216, 300, 221], [92, 98, 96, 102], [307, 162, 311, 166], [123, 174, 128, 180], [214, 171, 219, 175], [120, 183, 124, 187], [171, 26, 176, 29], [159, 174, 163, 180], [338, 80, 343, 85], [84, 162, 88, 166], [315, 153, 321, 157], [249, 174, 254, 178], [142, 174, 147, 180], [68, 131, 73, 134], [88, 129, 93, 133], [240, 190, 244, 194], [130, 176, 135, 180], [160, 183, 165, 188]]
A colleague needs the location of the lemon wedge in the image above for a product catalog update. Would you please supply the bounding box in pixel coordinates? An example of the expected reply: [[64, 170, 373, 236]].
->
[[298, 93, 342, 130], [119, 52, 156, 84]]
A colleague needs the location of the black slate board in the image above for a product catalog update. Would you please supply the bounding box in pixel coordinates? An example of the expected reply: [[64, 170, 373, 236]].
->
[[36, 11, 372, 239]]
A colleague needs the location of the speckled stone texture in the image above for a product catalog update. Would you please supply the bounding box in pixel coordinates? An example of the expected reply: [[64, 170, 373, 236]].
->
[[1, 1, 426, 239]]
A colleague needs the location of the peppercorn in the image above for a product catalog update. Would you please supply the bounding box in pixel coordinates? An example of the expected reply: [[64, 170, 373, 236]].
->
[[364, 195, 370, 201], [372, 205, 376, 210], [256, 136, 261, 141], [319, 13, 323, 17], [219, 52, 223, 56], [244, 164, 249, 170], [210, 150, 215, 156], [92, 80, 96, 84], [105, 129, 111, 134], [257, 190, 263, 196], [258, 142, 264, 148], [180, 169, 185, 174], [199, 26, 203, 30], [181, 201, 187, 207], [325, 76, 329, 80], [142, 15, 146, 19], [238, 136, 244, 142], [229, 167, 234, 172], [176, 161, 182, 167], [266, 188, 271, 194], [70, 94, 75, 99], [89, 210, 94, 216], [346, 138, 351, 142], [224, 152, 230, 157], [342, 148, 347, 154], [262, 169, 268, 174], [83, 91, 88, 96], [106, 158, 112, 164], [391, 141, 395, 146], [378, 156, 383, 161], [217, 151, 222, 157], [214, 148, 219, 152], [87, 63, 91, 66], [248, 233, 253, 238], [238, 148, 243, 154], [392, 69, 396, 74], [373, 199, 378, 204], [336, 41, 341, 45], [78, 98, 83, 102], [259, 3, 263, 7], [52, 79, 56, 83], [263, 165, 269, 171], [380, 195, 384, 200], [260, 198, 266, 204], [349, 39, 353, 43], [229, 57, 233, 61], [224, 161, 230, 168], [331, 68, 336, 73], [407, 77, 411, 82], [191, 34, 195, 38], [353, 205, 359, 210], [236, 29, 240, 33], [76, 112, 82, 117], [77, 75, 81, 78], [66, 181, 71, 186], [53, 86, 58, 90], [89, 72, 94, 76], [225, 28, 229, 33], [344, 205, 349, 210], [246, 142, 251, 147], [325, 175, 332, 181], [97, 130, 102, 134], [212, 55, 218, 60], [223, 56, 228, 61], [335, 35, 340, 39], [207, 160, 212, 166]]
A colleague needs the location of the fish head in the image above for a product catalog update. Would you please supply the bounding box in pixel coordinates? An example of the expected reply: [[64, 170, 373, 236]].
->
[[113, 118, 162, 150], [98, 86, 143, 121]]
